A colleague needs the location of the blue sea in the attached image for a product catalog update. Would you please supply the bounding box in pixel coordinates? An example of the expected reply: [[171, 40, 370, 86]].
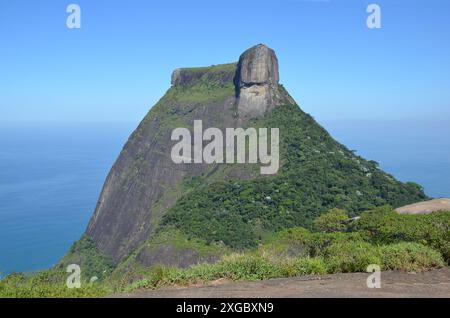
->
[[0, 122, 134, 278], [0, 120, 449, 277]]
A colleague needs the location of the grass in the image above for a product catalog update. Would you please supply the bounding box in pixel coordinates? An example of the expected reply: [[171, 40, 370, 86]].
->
[[2, 237, 443, 297], [168, 80, 235, 105], [123, 254, 328, 292], [122, 239, 444, 293], [175, 63, 237, 74], [153, 62, 237, 108], [57, 235, 115, 281], [0, 271, 110, 298], [0, 236, 445, 298]]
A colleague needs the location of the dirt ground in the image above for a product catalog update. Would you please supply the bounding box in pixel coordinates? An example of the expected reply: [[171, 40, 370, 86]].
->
[[115, 267, 450, 298]]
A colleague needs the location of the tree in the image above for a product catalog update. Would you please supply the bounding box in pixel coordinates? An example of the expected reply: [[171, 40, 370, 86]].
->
[[314, 208, 349, 233]]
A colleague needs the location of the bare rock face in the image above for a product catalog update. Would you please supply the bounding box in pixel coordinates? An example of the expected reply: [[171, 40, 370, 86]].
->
[[86, 91, 239, 262], [171, 67, 208, 86], [171, 68, 183, 85], [136, 245, 220, 269], [237, 44, 279, 87], [395, 198, 450, 215], [235, 44, 283, 119]]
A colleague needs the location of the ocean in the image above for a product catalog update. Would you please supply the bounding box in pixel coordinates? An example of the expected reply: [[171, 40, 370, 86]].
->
[[0, 122, 134, 277], [0, 119, 449, 277]]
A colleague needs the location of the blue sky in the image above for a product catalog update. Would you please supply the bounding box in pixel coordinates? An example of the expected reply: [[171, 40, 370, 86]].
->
[[1, 0, 449, 123]]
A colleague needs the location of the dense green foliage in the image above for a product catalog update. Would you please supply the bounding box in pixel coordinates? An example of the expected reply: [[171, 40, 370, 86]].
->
[[379, 242, 445, 272], [140, 228, 229, 257], [354, 206, 450, 263], [124, 242, 443, 292], [314, 208, 349, 233], [0, 236, 114, 298], [57, 235, 115, 281], [1, 207, 447, 297], [159, 103, 427, 249], [322, 241, 444, 273], [124, 231, 444, 292], [0, 270, 110, 298], [117, 208, 447, 293]]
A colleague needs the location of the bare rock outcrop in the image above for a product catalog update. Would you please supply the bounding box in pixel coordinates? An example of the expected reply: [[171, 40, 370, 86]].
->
[[395, 198, 450, 215], [235, 44, 285, 119], [171, 65, 236, 86], [237, 44, 279, 86]]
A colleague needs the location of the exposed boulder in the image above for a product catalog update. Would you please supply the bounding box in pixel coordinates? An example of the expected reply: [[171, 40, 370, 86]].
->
[[236, 44, 279, 87], [235, 44, 284, 119]]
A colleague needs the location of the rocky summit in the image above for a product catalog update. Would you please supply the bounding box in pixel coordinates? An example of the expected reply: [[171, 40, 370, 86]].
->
[[64, 44, 427, 276], [236, 44, 284, 119]]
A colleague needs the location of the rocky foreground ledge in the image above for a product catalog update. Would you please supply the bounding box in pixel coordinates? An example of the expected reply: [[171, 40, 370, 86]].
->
[[114, 267, 450, 298]]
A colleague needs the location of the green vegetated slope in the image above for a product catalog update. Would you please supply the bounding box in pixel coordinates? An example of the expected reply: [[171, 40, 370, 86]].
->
[[157, 98, 427, 250], [58, 236, 115, 280], [79, 58, 426, 269], [70, 75, 427, 275], [112, 79, 427, 273], [2, 207, 448, 297], [125, 208, 448, 293]]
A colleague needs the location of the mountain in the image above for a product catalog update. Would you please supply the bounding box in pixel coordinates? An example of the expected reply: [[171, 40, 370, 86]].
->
[[63, 44, 427, 276]]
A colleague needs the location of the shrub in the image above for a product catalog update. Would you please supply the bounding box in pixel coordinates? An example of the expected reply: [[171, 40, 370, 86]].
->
[[58, 235, 115, 281], [355, 206, 450, 263], [307, 232, 366, 257], [379, 242, 444, 272], [262, 227, 312, 258], [285, 257, 328, 276], [0, 271, 110, 298], [124, 253, 330, 293], [216, 254, 281, 281], [322, 241, 382, 273], [275, 257, 324, 277], [262, 227, 366, 259], [314, 208, 349, 233]]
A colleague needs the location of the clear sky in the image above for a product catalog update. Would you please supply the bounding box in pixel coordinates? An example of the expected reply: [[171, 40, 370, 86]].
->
[[1, 0, 449, 123]]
